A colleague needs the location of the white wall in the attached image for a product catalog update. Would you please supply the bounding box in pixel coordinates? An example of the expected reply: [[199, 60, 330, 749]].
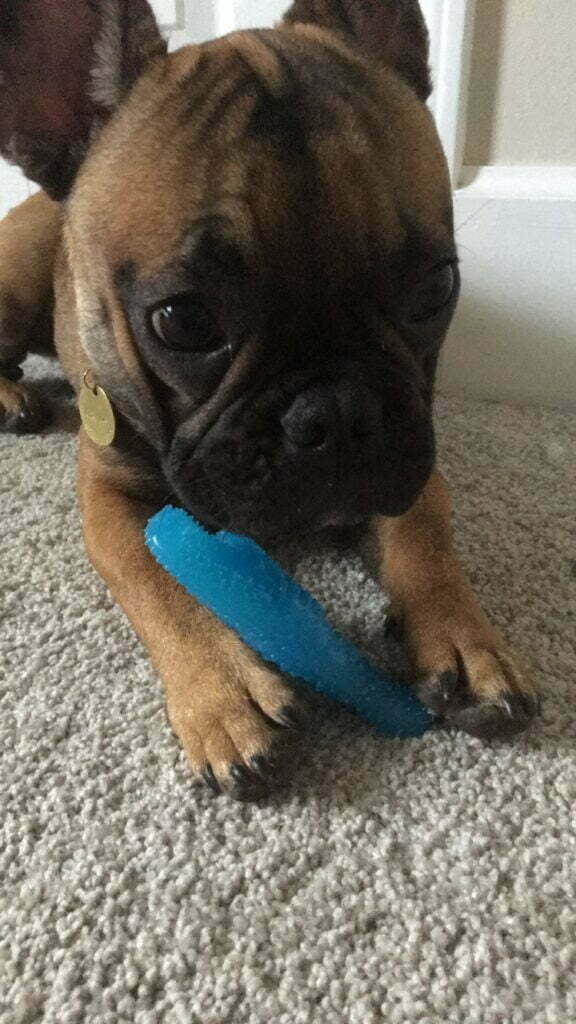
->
[[443, 188, 576, 409], [465, 0, 576, 166], [0, 169, 31, 217], [216, 0, 286, 32]]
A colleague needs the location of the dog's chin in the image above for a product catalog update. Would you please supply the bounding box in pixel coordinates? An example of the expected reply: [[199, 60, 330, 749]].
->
[[170, 495, 324, 543], [168, 452, 433, 544], [171, 480, 425, 545]]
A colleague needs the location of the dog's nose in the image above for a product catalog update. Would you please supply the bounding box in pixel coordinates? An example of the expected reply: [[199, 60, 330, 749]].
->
[[281, 391, 331, 449], [280, 385, 380, 451]]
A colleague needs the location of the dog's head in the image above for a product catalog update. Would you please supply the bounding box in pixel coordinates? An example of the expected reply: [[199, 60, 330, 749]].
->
[[0, 0, 459, 541]]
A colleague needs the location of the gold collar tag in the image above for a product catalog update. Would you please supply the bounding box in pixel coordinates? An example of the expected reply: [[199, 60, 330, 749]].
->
[[79, 371, 116, 447]]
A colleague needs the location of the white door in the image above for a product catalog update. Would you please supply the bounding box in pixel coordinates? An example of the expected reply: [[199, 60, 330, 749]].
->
[[1, 0, 574, 409]]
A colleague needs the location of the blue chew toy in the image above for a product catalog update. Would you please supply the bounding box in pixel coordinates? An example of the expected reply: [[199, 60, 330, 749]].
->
[[145, 506, 434, 739]]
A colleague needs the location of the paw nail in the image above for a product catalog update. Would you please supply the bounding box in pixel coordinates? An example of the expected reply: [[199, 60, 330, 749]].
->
[[229, 762, 252, 784], [501, 694, 523, 719], [502, 692, 540, 720], [249, 755, 273, 777], [201, 765, 221, 794], [278, 705, 301, 729], [417, 669, 459, 715], [439, 671, 459, 705], [384, 615, 403, 641]]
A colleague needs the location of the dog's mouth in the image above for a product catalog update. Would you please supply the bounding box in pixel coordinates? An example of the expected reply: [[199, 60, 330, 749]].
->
[[166, 440, 433, 543]]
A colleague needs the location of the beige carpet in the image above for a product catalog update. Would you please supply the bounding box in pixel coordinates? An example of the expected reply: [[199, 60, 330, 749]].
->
[[1, 356, 575, 1024]]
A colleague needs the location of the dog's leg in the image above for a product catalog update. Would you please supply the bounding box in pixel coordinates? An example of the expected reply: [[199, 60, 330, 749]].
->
[[78, 436, 304, 800], [368, 469, 540, 739], [0, 192, 62, 433]]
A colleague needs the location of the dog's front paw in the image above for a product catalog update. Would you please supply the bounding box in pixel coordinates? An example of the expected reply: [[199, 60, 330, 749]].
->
[[398, 588, 540, 740], [0, 375, 49, 434], [166, 646, 305, 801]]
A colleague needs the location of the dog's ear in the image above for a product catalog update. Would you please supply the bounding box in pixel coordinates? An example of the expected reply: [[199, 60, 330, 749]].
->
[[282, 0, 431, 101], [0, 0, 167, 200]]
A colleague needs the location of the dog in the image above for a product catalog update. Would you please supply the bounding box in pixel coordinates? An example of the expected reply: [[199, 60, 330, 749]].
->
[[0, 0, 539, 800]]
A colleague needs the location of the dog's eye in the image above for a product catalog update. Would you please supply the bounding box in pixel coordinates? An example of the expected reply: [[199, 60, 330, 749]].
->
[[150, 296, 224, 352], [407, 263, 456, 323]]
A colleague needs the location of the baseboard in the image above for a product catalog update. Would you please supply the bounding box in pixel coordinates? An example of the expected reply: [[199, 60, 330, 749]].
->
[[458, 165, 576, 201]]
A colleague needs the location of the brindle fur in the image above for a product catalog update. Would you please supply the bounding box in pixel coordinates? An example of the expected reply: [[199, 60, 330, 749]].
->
[[0, 0, 539, 799]]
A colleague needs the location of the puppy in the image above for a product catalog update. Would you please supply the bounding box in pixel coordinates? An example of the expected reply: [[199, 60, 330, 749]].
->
[[0, 0, 539, 799]]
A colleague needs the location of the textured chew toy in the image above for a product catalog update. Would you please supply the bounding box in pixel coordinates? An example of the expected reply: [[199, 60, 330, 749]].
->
[[145, 506, 434, 739]]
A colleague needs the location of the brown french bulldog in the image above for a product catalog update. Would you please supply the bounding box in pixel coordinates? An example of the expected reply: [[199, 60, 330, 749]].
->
[[0, 0, 539, 799]]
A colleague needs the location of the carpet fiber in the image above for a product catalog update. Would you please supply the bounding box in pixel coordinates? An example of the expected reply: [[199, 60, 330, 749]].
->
[[1, 357, 575, 1023]]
